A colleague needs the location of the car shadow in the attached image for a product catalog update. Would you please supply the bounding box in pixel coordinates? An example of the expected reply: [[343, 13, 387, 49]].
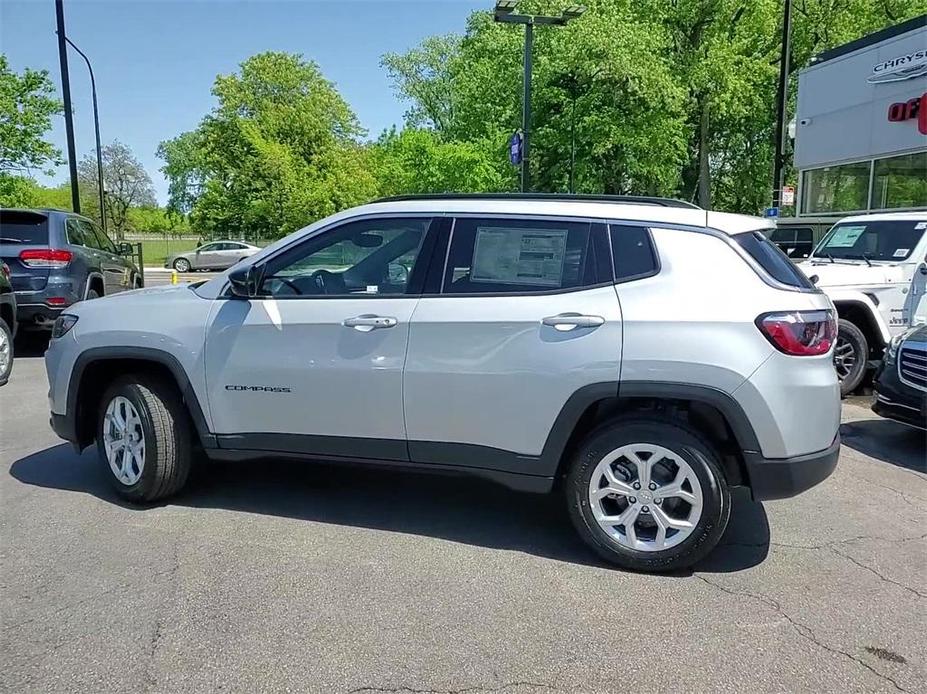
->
[[9, 444, 770, 574], [841, 419, 926, 474]]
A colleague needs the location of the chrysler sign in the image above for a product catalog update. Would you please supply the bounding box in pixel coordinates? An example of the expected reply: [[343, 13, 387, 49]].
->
[[868, 49, 927, 84]]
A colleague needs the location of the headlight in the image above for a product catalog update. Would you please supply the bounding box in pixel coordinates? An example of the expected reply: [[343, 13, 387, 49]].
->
[[51, 314, 78, 339], [886, 326, 916, 361]]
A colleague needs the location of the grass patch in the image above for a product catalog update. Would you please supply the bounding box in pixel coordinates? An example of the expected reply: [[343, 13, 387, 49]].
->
[[136, 238, 200, 266]]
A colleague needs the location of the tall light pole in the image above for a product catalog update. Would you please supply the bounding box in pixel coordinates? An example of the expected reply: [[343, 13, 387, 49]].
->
[[64, 36, 106, 233], [55, 0, 81, 214], [772, 0, 793, 209], [494, 2, 586, 192]]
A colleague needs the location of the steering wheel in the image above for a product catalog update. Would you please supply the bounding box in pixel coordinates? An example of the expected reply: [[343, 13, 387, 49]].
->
[[275, 277, 303, 295], [309, 269, 346, 295]]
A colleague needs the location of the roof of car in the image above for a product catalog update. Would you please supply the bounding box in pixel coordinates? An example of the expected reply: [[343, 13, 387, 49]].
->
[[836, 211, 927, 223], [342, 196, 772, 236]]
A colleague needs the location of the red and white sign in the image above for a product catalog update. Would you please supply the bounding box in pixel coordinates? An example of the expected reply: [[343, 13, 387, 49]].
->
[[781, 185, 795, 206], [887, 92, 927, 135]]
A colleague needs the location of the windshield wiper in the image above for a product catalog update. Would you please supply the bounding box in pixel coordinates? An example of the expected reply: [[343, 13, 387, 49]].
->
[[861, 253, 873, 267], [824, 252, 836, 264]]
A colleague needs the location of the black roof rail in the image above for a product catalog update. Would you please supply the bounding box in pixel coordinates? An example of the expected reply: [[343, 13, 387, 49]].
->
[[374, 193, 701, 209]]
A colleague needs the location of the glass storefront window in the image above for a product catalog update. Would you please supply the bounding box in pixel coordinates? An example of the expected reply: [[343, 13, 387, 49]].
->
[[872, 152, 927, 210], [801, 162, 871, 214]]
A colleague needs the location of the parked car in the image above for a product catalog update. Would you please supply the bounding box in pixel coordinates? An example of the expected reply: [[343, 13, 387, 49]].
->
[[45, 194, 841, 572], [165, 240, 261, 272], [872, 324, 927, 430], [797, 212, 927, 396], [0, 260, 16, 386], [0, 208, 142, 332]]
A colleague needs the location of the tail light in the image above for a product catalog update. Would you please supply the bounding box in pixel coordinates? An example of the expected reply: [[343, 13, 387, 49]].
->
[[756, 309, 836, 356], [19, 249, 73, 268]]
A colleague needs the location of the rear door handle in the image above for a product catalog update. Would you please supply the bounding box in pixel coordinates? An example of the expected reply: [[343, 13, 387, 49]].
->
[[343, 314, 398, 332], [541, 313, 605, 331]]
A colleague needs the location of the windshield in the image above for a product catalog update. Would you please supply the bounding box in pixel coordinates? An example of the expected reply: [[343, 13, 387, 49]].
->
[[813, 220, 926, 261]]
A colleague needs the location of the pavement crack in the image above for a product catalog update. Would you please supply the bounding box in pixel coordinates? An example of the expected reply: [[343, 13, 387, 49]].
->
[[143, 542, 181, 691], [828, 546, 927, 599], [349, 682, 557, 694], [694, 574, 909, 692], [768, 532, 927, 552]]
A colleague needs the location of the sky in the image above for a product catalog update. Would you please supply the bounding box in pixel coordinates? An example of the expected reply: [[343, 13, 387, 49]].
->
[[0, 0, 486, 203]]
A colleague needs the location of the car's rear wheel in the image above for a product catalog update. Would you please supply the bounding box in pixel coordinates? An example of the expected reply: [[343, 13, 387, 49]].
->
[[0, 318, 13, 386], [97, 375, 192, 503], [566, 417, 730, 572], [173, 258, 191, 273], [834, 319, 867, 397]]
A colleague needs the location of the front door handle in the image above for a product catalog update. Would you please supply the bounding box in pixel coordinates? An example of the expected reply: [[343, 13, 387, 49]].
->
[[343, 314, 398, 332], [541, 313, 605, 331]]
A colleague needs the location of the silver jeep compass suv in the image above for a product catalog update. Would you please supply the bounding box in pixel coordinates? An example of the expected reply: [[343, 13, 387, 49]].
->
[[45, 194, 841, 571]]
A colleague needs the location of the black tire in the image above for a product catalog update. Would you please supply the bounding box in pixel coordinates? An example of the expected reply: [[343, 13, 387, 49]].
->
[[835, 319, 867, 397], [173, 258, 191, 273], [86, 288, 101, 300], [565, 417, 731, 572], [96, 375, 192, 503], [0, 318, 12, 387]]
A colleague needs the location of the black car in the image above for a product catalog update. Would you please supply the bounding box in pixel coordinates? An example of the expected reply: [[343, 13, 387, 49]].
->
[[0, 208, 142, 331], [872, 324, 927, 430], [0, 260, 16, 386]]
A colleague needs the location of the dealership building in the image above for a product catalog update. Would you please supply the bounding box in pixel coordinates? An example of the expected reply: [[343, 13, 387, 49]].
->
[[790, 14, 926, 233]]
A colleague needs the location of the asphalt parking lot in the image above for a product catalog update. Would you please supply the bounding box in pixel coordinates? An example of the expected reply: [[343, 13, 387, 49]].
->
[[1, 348, 925, 693]]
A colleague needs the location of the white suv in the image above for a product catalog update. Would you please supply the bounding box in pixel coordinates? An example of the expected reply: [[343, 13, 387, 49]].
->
[[798, 212, 927, 395], [45, 195, 841, 571]]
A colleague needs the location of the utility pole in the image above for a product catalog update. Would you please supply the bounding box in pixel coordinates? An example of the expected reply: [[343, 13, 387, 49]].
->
[[55, 0, 81, 214], [494, 2, 586, 193], [772, 0, 793, 209], [65, 37, 105, 232]]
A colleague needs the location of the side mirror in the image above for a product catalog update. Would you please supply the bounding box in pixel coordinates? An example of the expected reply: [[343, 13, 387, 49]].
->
[[387, 262, 409, 285], [228, 264, 263, 298], [118, 242, 134, 256]]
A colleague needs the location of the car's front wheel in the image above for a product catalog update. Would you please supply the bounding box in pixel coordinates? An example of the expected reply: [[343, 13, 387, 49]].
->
[[834, 319, 867, 397], [0, 317, 13, 386], [173, 258, 191, 273], [566, 417, 730, 572], [97, 375, 192, 503]]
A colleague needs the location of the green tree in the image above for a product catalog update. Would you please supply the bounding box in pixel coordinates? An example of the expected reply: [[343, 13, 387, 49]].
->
[[0, 55, 62, 175], [78, 141, 157, 239], [159, 52, 377, 241]]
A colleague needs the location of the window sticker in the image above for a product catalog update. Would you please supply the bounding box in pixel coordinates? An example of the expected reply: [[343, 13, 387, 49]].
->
[[893, 248, 909, 258], [825, 225, 866, 248], [470, 227, 568, 286], [916, 222, 927, 230]]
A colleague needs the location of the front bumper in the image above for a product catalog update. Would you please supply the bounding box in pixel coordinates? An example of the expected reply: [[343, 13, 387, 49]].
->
[[745, 435, 840, 501], [872, 354, 926, 430]]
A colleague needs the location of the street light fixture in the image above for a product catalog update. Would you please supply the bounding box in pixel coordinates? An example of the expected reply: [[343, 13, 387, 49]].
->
[[63, 36, 106, 233], [493, 2, 586, 192]]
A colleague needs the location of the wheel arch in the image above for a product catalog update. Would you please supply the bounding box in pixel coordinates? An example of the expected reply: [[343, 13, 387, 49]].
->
[[831, 298, 890, 351], [546, 381, 761, 489], [68, 347, 214, 451], [84, 272, 105, 298]]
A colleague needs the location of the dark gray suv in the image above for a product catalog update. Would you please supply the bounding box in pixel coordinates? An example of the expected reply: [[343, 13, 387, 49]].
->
[[0, 208, 142, 331]]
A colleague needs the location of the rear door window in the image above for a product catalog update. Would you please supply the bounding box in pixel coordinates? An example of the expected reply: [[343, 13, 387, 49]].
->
[[66, 219, 88, 246], [442, 217, 605, 294], [733, 230, 815, 289], [89, 222, 117, 253], [0, 210, 49, 245]]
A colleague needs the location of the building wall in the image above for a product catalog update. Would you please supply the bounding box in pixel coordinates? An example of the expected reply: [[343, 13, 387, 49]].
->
[[794, 25, 926, 170]]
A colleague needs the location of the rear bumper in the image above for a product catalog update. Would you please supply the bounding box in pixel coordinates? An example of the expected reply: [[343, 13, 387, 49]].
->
[[16, 302, 65, 330], [745, 435, 840, 501]]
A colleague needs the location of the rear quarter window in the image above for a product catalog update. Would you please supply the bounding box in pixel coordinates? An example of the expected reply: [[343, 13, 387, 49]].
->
[[0, 210, 49, 245], [733, 230, 815, 290]]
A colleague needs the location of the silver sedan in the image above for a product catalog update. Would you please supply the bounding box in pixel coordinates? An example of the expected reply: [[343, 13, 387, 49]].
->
[[164, 241, 261, 272]]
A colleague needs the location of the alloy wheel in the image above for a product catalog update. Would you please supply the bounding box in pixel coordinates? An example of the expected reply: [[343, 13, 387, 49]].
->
[[0, 327, 9, 376], [833, 336, 856, 380], [102, 396, 146, 486], [588, 443, 704, 552]]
